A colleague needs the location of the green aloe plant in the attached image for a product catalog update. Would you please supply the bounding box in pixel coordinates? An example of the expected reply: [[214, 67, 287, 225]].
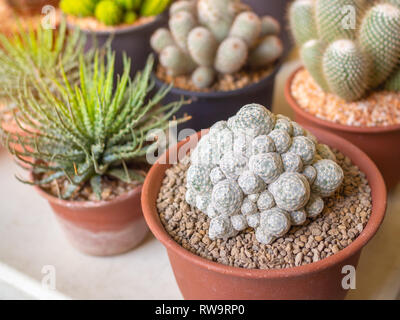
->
[[0, 20, 90, 103], [1, 51, 187, 200]]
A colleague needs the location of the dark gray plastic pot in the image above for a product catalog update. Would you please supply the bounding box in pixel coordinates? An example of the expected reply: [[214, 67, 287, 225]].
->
[[153, 62, 282, 132], [68, 14, 167, 77]]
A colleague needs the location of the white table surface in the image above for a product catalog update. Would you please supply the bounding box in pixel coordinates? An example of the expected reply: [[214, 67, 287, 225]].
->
[[0, 62, 399, 300]]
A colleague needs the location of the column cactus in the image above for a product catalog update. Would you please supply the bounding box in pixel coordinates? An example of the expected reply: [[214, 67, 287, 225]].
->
[[289, 0, 400, 101], [151, 0, 283, 89]]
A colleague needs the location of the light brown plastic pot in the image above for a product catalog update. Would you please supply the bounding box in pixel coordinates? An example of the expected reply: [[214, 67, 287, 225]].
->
[[142, 128, 387, 300], [34, 182, 148, 256], [285, 66, 400, 191]]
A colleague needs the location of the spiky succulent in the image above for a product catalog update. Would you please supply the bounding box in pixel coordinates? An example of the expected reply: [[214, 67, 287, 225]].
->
[[0, 20, 90, 104], [150, 0, 283, 89], [186, 104, 344, 244], [289, 0, 400, 101], [0, 52, 187, 200], [60, 0, 171, 26]]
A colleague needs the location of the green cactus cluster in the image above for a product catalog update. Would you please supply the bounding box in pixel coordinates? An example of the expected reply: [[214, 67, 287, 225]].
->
[[289, 0, 400, 101], [60, 0, 171, 26], [151, 0, 283, 89]]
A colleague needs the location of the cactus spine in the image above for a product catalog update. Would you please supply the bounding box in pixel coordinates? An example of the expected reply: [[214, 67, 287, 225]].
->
[[289, 0, 318, 45], [385, 68, 400, 91], [289, 0, 400, 100], [315, 0, 363, 42], [323, 40, 369, 101], [360, 4, 400, 87], [151, 0, 283, 89], [300, 40, 330, 92]]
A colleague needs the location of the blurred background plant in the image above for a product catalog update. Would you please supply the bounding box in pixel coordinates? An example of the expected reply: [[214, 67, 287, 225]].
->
[[60, 0, 171, 26], [0, 50, 188, 200], [0, 20, 91, 104], [289, 0, 400, 101]]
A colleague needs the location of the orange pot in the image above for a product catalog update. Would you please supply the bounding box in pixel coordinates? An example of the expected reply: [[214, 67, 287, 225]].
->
[[6, 0, 59, 15], [141, 128, 387, 300], [285, 67, 400, 191], [34, 183, 148, 256]]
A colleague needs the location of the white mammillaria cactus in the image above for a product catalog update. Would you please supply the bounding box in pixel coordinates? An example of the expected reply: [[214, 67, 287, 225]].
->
[[186, 104, 344, 244]]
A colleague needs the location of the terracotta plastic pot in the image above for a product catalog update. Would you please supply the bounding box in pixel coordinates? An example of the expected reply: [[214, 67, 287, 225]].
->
[[142, 128, 387, 300], [285, 67, 400, 190], [68, 14, 167, 77], [34, 183, 148, 256]]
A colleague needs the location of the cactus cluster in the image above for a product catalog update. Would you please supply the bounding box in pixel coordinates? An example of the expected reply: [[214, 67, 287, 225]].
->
[[289, 0, 400, 101], [185, 104, 344, 244], [151, 0, 283, 89], [60, 0, 170, 26]]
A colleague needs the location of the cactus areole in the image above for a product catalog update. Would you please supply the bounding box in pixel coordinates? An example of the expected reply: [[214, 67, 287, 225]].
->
[[151, 0, 283, 89], [289, 0, 400, 101], [185, 104, 344, 244]]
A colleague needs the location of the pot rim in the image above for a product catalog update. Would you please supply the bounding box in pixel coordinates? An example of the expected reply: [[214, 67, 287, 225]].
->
[[65, 12, 166, 36], [153, 60, 284, 99], [142, 128, 387, 279], [285, 66, 400, 134], [32, 172, 143, 210]]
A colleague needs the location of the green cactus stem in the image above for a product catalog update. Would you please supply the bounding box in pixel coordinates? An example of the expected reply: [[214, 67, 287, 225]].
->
[[315, 0, 364, 42], [289, 0, 318, 45], [169, 10, 197, 51], [214, 37, 248, 74], [150, 28, 175, 53], [197, 0, 236, 42], [260, 16, 280, 36], [322, 39, 369, 101], [169, 0, 196, 16], [117, 0, 142, 10], [192, 66, 216, 89], [95, 0, 123, 26], [141, 0, 171, 16], [124, 11, 138, 24], [248, 36, 283, 68], [360, 3, 400, 87], [60, 0, 98, 17], [229, 11, 262, 47], [300, 39, 330, 92], [160, 45, 196, 76], [187, 27, 218, 67], [384, 68, 400, 91]]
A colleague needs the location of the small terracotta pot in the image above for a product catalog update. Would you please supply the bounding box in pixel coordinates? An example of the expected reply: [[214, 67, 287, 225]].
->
[[285, 67, 400, 190], [141, 128, 387, 300], [34, 183, 148, 256]]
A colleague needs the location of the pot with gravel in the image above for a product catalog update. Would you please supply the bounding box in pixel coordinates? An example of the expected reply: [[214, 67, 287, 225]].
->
[[0, 43, 187, 256], [60, 0, 171, 76], [142, 103, 387, 300], [285, 0, 400, 190], [150, 0, 289, 131]]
